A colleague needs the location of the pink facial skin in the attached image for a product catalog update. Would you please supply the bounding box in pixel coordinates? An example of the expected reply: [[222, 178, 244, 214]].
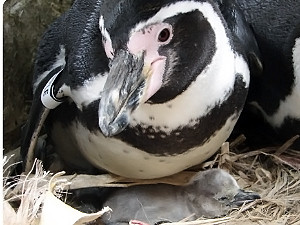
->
[[101, 23, 173, 102], [127, 23, 173, 101]]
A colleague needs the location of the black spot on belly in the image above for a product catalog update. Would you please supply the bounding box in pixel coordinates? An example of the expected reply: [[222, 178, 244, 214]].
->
[[116, 76, 248, 156], [149, 128, 155, 133], [123, 149, 130, 154], [139, 169, 144, 173]]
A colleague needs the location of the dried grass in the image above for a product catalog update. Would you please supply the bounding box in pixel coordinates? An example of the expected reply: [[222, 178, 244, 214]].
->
[[3, 159, 51, 225], [174, 135, 300, 225]]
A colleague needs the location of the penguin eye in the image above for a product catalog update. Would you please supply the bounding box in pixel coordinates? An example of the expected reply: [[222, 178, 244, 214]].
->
[[158, 28, 171, 42]]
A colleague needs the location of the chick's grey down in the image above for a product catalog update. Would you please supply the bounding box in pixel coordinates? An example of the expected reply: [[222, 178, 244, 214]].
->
[[100, 169, 260, 225]]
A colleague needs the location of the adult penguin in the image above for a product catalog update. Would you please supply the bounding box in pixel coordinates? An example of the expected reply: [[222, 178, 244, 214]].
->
[[234, 0, 300, 148], [21, 0, 260, 178]]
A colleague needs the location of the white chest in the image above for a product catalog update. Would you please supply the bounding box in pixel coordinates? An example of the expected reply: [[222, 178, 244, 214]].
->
[[52, 112, 238, 178]]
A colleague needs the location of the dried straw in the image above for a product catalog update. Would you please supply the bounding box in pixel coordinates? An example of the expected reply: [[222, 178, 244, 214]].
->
[[3, 159, 51, 225], [174, 135, 300, 225]]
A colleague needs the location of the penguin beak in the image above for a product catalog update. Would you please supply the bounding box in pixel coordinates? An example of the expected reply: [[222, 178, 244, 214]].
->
[[231, 189, 261, 206], [99, 50, 151, 137]]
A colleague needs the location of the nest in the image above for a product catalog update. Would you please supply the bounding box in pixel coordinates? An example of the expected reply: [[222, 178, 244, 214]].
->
[[201, 136, 300, 225], [3, 135, 300, 225]]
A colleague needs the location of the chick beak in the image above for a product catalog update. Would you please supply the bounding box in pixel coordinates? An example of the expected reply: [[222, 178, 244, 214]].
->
[[98, 50, 151, 137], [232, 189, 261, 206]]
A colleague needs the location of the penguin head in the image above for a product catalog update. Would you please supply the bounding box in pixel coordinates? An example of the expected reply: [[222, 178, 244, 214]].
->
[[98, 0, 231, 136], [187, 169, 260, 217]]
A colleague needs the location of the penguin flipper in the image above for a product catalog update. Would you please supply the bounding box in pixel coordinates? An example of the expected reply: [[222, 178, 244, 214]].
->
[[21, 104, 50, 173], [21, 66, 66, 173]]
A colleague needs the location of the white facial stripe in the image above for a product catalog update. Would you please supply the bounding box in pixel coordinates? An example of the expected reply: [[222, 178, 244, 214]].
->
[[99, 16, 112, 43], [70, 73, 107, 109], [293, 37, 300, 83], [129, 1, 232, 69], [235, 53, 250, 88], [100, 1, 227, 58], [252, 37, 300, 127], [130, 1, 220, 35], [99, 16, 114, 58], [33, 45, 66, 93]]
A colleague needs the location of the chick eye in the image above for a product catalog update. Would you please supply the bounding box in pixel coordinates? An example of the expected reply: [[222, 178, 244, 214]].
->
[[218, 196, 229, 201], [158, 28, 171, 42]]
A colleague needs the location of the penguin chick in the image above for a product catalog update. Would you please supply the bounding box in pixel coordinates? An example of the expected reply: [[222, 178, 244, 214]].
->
[[100, 169, 260, 225]]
